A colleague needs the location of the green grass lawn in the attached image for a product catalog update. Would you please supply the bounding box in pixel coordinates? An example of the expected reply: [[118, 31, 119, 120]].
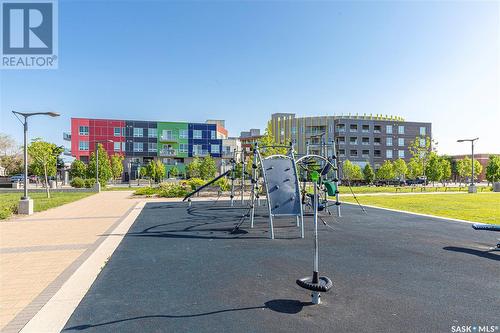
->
[[341, 193, 500, 224], [338, 185, 491, 194], [0, 192, 96, 220]]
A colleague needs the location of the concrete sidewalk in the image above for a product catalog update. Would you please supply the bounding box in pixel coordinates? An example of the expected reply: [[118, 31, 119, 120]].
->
[[0, 191, 141, 333]]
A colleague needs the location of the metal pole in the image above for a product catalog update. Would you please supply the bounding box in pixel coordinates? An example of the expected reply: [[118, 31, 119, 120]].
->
[[241, 150, 245, 205], [471, 141, 475, 186], [313, 182, 319, 278], [96, 144, 99, 185], [23, 118, 28, 200]]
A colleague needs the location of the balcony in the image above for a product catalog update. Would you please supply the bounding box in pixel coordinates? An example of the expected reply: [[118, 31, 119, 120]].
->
[[160, 135, 177, 142], [63, 147, 72, 156], [160, 149, 177, 156], [193, 150, 209, 157], [63, 132, 71, 141]]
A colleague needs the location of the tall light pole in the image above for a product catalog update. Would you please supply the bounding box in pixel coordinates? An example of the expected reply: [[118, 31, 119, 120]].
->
[[94, 140, 113, 192], [12, 111, 60, 215], [457, 138, 479, 193]]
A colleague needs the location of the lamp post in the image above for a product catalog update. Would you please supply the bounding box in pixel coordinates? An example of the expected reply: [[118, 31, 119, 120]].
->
[[457, 138, 479, 193], [12, 111, 60, 215], [94, 140, 113, 192]]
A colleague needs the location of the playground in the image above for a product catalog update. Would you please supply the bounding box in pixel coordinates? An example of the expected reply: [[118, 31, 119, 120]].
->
[[61, 201, 499, 332]]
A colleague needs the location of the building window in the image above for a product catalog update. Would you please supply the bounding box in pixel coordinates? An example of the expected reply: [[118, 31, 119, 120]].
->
[[211, 131, 216, 140], [374, 137, 381, 146], [349, 137, 358, 145], [419, 138, 426, 147], [148, 128, 157, 138], [133, 142, 143, 152], [122, 142, 126, 151], [362, 137, 370, 145], [161, 130, 175, 141], [362, 125, 370, 133], [338, 137, 345, 144], [420, 127, 426, 136], [374, 125, 381, 133], [193, 130, 203, 139], [362, 150, 369, 158], [386, 150, 393, 159], [148, 142, 157, 152], [133, 128, 143, 138], [338, 149, 345, 157], [398, 150, 405, 158], [386, 137, 393, 146], [374, 150, 381, 157], [114, 127, 121, 137], [398, 125, 405, 134], [291, 127, 297, 135], [79, 126, 89, 136], [179, 144, 188, 153], [398, 138, 404, 146], [114, 142, 121, 151], [79, 141, 89, 151], [349, 124, 358, 132], [337, 124, 346, 132], [179, 129, 188, 139], [122, 127, 126, 136], [211, 144, 220, 154], [193, 144, 203, 155], [350, 150, 358, 157], [386, 125, 393, 134]]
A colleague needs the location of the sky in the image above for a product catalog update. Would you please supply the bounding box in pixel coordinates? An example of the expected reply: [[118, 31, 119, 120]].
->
[[0, 0, 499, 156]]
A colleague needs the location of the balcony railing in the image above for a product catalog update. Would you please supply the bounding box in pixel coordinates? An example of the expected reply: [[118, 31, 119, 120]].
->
[[160, 135, 177, 142], [193, 150, 209, 157], [160, 149, 177, 156], [362, 142, 370, 145]]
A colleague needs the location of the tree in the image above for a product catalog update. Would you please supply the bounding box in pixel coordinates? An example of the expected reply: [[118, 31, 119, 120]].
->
[[425, 152, 443, 185], [155, 160, 166, 182], [146, 160, 157, 185], [406, 157, 422, 180], [87, 144, 112, 186], [69, 160, 87, 179], [342, 160, 363, 181], [200, 156, 217, 180], [0, 134, 19, 156], [186, 157, 201, 179], [457, 156, 482, 184], [257, 121, 288, 157], [170, 166, 179, 178], [408, 136, 434, 184], [485, 155, 500, 184], [440, 158, 452, 184], [363, 164, 375, 184], [28, 139, 57, 198], [376, 160, 395, 180], [110, 155, 124, 183], [393, 159, 407, 181]]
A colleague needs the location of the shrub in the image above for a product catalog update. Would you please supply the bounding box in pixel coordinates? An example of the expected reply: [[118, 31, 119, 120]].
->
[[215, 178, 230, 191], [158, 183, 189, 198], [84, 178, 96, 188], [134, 187, 158, 196], [0, 203, 16, 219], [70, 177, 85, 188], [185, 178, 205, 190]]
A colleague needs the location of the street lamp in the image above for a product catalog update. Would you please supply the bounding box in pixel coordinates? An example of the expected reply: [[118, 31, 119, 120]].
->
[[94, 139, 113, 192], [12, 111, 60, 215], [457, 137, 479, 193]]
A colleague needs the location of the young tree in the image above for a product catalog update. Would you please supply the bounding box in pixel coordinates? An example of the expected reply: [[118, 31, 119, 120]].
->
[[376, 160, 395, 181], [146, 160, 157, 185], [200, 156, 217, 180], [440, 158, 452, 185], [28, 139, 57, 198], [342, 160, 363, 182], [87, 144, 112, 186], [408, 136, 433, 184], [425, 152, 443, 185], [110, 155, 124, 183], [0, 134, 19, 156], [170, 166, 179, 178], [393, 159, 407, 181], [363, 164, 375, 185], [457, 156, 482, 184], [257, 121, 288, 157], [186, 157, 201, 179], [406, 157, 422, 180], [155, 160, 166, 182], [485, 155, 500, 184], [69, 159, 87, 179]]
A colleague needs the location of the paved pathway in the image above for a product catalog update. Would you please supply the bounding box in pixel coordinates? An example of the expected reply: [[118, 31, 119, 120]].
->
[[0, 191, 141, 333]]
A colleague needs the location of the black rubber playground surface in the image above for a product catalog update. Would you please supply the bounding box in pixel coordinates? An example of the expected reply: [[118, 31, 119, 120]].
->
[[63, 201, 499, 333]]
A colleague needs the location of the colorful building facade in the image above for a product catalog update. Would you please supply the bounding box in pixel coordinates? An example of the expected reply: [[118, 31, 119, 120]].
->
[[68, 118, 226, 179]]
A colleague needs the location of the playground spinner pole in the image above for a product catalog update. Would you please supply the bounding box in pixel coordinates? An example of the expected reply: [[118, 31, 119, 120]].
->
[[241, 150, 245, 205]]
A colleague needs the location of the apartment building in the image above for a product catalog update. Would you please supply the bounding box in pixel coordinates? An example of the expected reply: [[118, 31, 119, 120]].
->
[[67, 118, 228, 179], [270, 113, 432, 169]]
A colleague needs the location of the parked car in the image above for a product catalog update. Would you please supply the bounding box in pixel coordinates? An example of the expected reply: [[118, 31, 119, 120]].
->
[[10, 174, 24, 182], [406, 176, 427, 185]]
